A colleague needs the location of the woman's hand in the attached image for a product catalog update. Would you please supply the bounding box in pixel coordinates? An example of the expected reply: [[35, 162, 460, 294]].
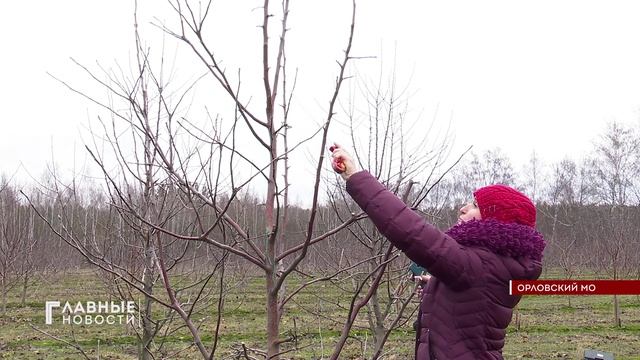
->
[[414, 274, 432, 298], [329, 144, 358, 181]]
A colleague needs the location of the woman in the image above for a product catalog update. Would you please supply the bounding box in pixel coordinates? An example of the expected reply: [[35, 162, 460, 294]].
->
[[330, 145, 545, 360]]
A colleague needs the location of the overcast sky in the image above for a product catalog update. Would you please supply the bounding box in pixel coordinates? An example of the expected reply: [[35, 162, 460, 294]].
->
[[2, 1, 640, 201]]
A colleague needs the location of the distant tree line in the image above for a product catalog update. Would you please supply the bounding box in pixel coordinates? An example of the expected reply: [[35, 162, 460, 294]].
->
[[2, 122, 638, 343]]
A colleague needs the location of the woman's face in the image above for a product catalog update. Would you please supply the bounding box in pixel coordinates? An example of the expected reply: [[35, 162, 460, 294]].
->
[[458, 200, 482, 223]]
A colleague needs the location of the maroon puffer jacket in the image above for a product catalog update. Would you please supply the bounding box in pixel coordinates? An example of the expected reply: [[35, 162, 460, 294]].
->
[[346, 171, 545, 360]]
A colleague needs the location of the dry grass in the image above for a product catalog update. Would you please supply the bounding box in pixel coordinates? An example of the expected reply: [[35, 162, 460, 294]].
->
[[1, 271, 639, 359]]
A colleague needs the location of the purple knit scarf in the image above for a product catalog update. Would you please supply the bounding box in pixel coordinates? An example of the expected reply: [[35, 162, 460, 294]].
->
[[444, 219, 546, 261]]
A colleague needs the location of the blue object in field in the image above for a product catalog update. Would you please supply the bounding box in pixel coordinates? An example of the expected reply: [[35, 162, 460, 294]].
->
[[584, 349, 614, 360], [409, 262, 427, 276]]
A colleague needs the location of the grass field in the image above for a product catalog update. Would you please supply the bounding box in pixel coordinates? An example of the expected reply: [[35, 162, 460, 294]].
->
[[1, 270, 639, 359]]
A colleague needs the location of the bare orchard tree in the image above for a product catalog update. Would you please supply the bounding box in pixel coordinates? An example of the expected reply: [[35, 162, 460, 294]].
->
[[585, 121, 640, 326], [133, 1, 365, 358], [323, 184, 419, 360], [31, 0, 364, 359], [25, 8, 232, 359], [0, 178, 43, 315], [0, 178, 23, 314], [16, 196, 38, 307], [541, 158, 582, 306], [315, 70, 458, 358], [590, 122, 640, 207]]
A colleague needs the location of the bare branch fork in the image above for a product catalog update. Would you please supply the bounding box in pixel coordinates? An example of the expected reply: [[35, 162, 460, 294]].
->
[[329, 245, 398, 360], [45, 0, 368, 358], [275, 0, 358, 290]]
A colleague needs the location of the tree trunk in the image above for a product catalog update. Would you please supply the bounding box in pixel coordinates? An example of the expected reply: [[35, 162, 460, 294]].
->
[[266, 272, 280, 359], [276, 259, 286, 323], [1, 276, 6, 315], [140, 240, 155, 360], [368, 287, 386, 356], [371, 324, 387, 359], [21, 272, 28, 307]]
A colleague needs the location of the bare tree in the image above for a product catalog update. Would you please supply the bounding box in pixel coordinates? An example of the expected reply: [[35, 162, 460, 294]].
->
[[143, 1, 363, 358], [590, 121, 640, 206], [543, 158, 581, 306], [0, 177, 43, 315], [584, 121, 640, 326], [28, 1, 364, 359], [24, 5, 233, 358], [0, 178, 23, 314], [520, 150, 544, 204], [437, 148, 516, 208], [314, 66, 457, 358]]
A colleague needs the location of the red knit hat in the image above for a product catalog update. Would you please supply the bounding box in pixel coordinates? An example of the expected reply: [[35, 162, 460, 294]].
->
[[473, 184, 536, 227]]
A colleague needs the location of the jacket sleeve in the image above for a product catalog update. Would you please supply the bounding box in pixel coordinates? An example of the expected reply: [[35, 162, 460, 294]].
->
[[346, 171, 484, 290]]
